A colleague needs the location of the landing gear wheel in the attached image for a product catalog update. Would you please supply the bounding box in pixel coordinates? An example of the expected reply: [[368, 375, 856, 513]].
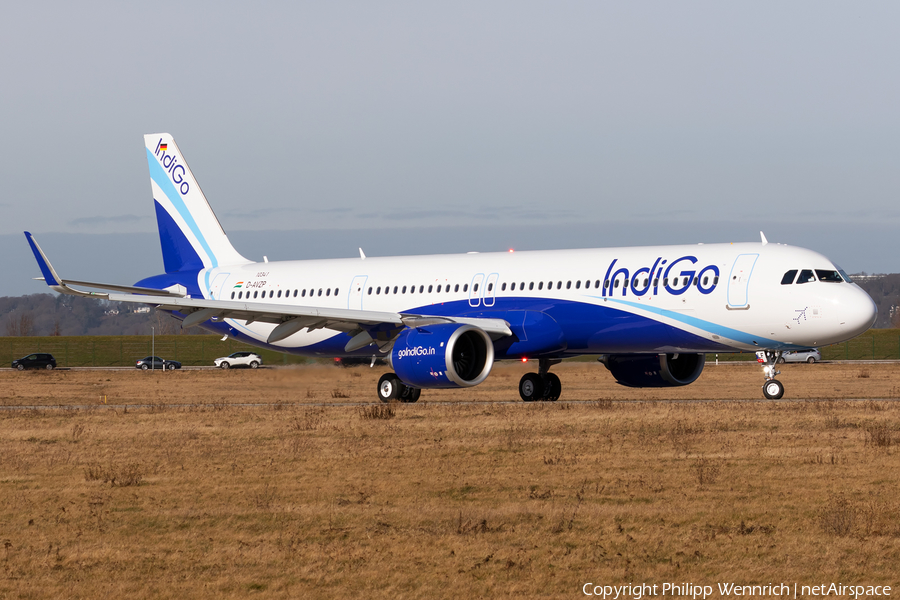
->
[[543, 372, 561, 401], [519, 373, 544, 402], [763, 379, 784, 400], [399, 386, 421, 403], [377, 373, 401, 402]]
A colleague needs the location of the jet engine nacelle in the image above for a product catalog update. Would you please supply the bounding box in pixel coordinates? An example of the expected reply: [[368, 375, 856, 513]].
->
[[600, 353, 705, 388], [390, 323, 494, 389]]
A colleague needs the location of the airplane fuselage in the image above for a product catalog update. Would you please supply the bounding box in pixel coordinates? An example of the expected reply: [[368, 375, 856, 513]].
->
[[137, 241, 875, 359]]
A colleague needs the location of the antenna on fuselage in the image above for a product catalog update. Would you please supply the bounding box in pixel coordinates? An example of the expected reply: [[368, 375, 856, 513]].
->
[[760, 231, 768, 246]]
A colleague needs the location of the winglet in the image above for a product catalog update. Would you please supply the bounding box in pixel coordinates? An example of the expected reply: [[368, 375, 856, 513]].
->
[[23, 231, 111, 298], [760, 231, 768, 246], [24, 231, 63, 287]]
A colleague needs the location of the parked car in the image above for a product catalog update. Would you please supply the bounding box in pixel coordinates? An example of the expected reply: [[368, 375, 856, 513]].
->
[[779, 349, 821, 363], [756, 349, 821, 364], [214, 352, 262, 369], [135, 356, 182, 370], [12, 353, 57, 370]]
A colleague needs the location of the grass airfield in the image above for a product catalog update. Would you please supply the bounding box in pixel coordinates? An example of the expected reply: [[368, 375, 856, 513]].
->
[[1, 362, 899, 598]]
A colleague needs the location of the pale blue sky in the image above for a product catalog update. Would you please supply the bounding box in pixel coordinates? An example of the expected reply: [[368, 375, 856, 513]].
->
[[2, 2, 898, 295]]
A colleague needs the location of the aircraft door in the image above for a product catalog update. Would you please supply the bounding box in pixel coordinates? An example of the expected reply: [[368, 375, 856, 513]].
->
[[348, 276, 367, 310], [727, 254, 758, 308], [469, 273, 485, 307], [210, 273, 230, 300], [483, 273, 499, 307]]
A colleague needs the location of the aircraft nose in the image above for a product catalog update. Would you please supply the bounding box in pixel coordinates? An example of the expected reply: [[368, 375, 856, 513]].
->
[[842, 286, 877, 336]]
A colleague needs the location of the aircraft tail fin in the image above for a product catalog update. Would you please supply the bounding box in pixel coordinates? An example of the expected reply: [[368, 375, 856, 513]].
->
[[144, 133, 249, 273]]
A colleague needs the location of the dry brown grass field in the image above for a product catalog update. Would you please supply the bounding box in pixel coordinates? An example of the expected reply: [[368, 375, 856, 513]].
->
[[2, 362, 900, 598]]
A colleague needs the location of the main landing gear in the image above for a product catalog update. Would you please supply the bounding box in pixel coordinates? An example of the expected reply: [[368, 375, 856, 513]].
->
[[518, 358, 562, 402], [759, 350, 785, 400], [377, 373, 421, 403]]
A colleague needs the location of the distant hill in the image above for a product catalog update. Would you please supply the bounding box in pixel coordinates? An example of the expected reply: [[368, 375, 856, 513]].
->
[[0, 294, 187, 336], [2, 275, 897, 336]]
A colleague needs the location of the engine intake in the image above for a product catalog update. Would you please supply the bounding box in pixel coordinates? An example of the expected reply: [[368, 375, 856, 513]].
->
[[391, 323, 494, 389], [600, 353, 705, 388]]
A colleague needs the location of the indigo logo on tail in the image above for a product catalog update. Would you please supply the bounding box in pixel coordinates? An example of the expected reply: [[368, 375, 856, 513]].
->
[[154, 138, 190, 196]]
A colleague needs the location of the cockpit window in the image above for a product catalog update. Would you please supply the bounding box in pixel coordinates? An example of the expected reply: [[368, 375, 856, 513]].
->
[[815, 269, 843, 283], [781, 270, 798, 285], [796, 269, 816, 284], [835, 265, 853, 283]]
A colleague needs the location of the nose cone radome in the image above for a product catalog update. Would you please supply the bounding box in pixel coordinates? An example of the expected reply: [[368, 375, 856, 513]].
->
[[842, 286, 877, 338]]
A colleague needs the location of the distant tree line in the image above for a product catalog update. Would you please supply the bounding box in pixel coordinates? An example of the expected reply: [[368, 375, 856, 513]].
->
[[2, 275, 899, 336], [852, 274, 900, 328], [0, 294, 189, 336]]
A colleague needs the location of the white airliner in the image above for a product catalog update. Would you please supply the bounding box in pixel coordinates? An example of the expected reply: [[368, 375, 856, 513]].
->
[[26, 133, 877, 401]]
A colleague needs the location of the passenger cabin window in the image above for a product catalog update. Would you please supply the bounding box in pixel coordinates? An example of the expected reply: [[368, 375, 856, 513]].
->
[[781, 270, 798, 285], [455, 284, 460, 292], [317, 289, 323, 296], [797, 269, 816, 284], [566, 281, 572, 289], [488, 283, 493, 291], [816, 270, 843, 283], [529, 282, 534, 290], [502, 283, 507, 291], [538, 282, 544, 290], [231, 292, 235, 299]]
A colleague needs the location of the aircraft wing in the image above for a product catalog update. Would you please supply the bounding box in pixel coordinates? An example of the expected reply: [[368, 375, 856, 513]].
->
[[25, 231, 512, 352]]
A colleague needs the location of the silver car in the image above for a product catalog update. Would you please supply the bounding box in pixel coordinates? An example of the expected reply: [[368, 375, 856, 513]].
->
[[214, 351, 262, 369], [779, 349, 821, 364]]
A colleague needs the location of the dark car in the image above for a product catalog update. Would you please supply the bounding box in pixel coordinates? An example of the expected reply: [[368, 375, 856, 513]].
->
[[12, 353, 57, 370], [135, 356, 182, 371]]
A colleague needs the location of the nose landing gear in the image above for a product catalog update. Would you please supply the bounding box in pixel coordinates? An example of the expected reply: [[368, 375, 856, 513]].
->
[[759, 350, 785, 399], [518, 358, 562, 402]]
